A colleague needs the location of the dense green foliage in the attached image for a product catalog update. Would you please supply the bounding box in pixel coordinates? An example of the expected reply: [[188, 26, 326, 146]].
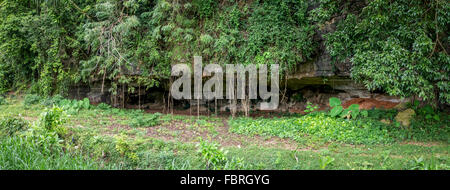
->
[[230, 113, 394, 144], [229, 108, 449, 144], [326, 0, 450, 105], [0, 0, 448, 107], [0, 0, 449, 170]]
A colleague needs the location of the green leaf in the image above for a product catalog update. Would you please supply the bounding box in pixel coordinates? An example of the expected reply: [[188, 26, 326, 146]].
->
[[348, 104, 360, 118], [329, 105, 343, 117], [361, 110, 369, 118], [340, 109, 350, 118], [329, 97, 341, 107], [433, 114, 440, 121]]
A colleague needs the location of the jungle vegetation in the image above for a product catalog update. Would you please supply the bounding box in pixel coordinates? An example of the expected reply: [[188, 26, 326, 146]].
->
[[0, 0, 449, 170], [0, 0, 448, 108]]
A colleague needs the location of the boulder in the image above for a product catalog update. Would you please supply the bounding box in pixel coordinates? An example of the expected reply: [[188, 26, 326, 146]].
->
[[395, 109, 415, 127], [393, 102, 409, 111]]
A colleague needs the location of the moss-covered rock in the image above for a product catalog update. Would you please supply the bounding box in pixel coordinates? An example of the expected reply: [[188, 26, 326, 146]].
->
[[395, 108, 415, 127]]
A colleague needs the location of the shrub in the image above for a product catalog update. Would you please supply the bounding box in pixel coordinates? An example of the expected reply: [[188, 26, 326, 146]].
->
[[193, 0, 217, 18], [347, 104, 360, 118], [197, 139, 228, 170], [39, 107, 66, 130], [21, 106, 70, 154], [23, 94, 41, 106], [115, 134, 139, 164], [0, 117, 29, 137], [325, 0, 449, 105]]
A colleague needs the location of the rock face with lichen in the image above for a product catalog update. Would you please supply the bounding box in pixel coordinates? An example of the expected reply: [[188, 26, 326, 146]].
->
[[395, 109, 416, 127]]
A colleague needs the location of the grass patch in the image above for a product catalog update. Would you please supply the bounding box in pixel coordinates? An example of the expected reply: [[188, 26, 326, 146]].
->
[[0, 136, 110, 170]]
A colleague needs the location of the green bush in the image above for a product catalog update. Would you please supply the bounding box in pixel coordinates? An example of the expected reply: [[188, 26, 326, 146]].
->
[[325, 0, 449, 105], [329, 104, 343, 117], [0, 117, 29, 137], [193, 0, 217, 18], [115, 134, 139, 164], [318, 155, 335, 170], [347, 104, 360, 118], [19, 106, 68, 149], [23, 94, 41, 106], [396, 110, 450, 142], [19, 106, 71, 153], [38, 106, 68, 138]]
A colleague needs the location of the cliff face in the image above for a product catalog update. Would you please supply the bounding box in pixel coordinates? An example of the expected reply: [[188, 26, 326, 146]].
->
[[70, 0, 407, 110]]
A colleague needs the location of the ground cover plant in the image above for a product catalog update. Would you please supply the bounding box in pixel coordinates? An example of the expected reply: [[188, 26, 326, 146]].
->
[[0, 95, 448, 170]]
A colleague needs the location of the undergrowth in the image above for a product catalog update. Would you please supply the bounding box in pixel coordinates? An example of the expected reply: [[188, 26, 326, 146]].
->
[[229, 111, 449, 145]]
